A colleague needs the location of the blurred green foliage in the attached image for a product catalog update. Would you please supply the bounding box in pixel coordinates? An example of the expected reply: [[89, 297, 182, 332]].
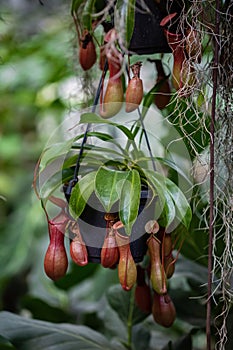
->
[[0, 0, 106, 320], [0, 2, 230, 349], [0, 0, 74, 306]]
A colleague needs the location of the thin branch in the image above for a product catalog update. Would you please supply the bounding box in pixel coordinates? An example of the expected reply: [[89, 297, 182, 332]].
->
[[206, 1, 220, 349]]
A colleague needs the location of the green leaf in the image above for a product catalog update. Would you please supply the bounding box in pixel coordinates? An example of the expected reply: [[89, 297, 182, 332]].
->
[[71, 144, 127, 158], [119, 169, 141, 235], [82, 0, 96, 31], [147, 171, 176, 229], [146, 170, 192, 230], [0, 335, 15, 349], [80, 113, 135, 140], [71, 0, 86, 14], [69, 171, 96, 219], [0, 200, 43, 279], [39, 168, 73, 201], [106, 285, 148, 326], [54, 263, 99, 290], [159, 190, 176, 229], [80, 131, 128, 155], [85, 131, 114, 142], [95, 167, 129, 212], [125, 0, 136, 45], [40, 138, 75, 171], [165, 178, 192, 229], [63, 151, 126, 173], [116, 0, 136, 46], [134, 156, 193, 185], [116, 125, 135, 141], [157, 157, 193, 186], [80, 112, 109, 124], [0, 311, 118, 350], [20, 296, 72, 323]]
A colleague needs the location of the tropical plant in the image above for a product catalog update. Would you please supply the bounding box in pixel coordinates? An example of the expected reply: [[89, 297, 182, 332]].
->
[[34, 94, 192, 293], [0, 0, 232, 349], [30, 0, 194, 337]]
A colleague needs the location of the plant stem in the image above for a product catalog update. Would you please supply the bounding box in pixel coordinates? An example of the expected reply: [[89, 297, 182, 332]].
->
[[206, 1, 220, 349], [127, 285, 136, 350], [137, 107, 156, 171]]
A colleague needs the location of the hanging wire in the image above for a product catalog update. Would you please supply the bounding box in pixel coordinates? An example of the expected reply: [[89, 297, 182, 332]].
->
[[64, 61, 108, 198]]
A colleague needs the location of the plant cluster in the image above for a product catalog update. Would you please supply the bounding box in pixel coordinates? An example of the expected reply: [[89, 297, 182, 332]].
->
[[1, 0, 232, 349], [33, 0, 197, 330], [34, 0, 233, 347]]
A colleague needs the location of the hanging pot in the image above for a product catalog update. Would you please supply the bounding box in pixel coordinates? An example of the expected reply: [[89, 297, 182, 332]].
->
[[128, 0, 182, 54], [128, 0, 171, 54], [64, 186, 155, 263]]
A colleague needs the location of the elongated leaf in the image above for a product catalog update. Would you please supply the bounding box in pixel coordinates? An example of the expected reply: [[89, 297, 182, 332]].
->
[[69, 171, 96, 219], [116, 125, 135, 140], [125, 0, 136, 45], [135, 156, 192, 185], [80, 113, 135, 140], [40, 138, 75, 171], [39, 168, 73, 201], [156, 157, 193, 186], [81, 131, 128, 155], [0, 339, 14, 349], [116, 0, 136, 46], [148, 171, 176, 229], [119, 169, 141, 235], [165, 177, 192, 229], [0, 200, 43, 279], [159, 189, 176, 229], [95, 167, 129, 212], [63, 152, 126, 172], [71, 0, 86, 14], [0, 311, 118, 350], [82, 0, 96, 31], [72, 131, 129, 157], [72, 131, 114, 143], [72, 144, 126, 158], [86, 131, 114, 141], [80, 112, 110, 124]]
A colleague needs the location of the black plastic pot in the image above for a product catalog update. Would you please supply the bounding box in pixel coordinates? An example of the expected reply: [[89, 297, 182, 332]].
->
[[128, 0, 183, 54], [129, 0, 171, 54], [65, 187, 155, 263]]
